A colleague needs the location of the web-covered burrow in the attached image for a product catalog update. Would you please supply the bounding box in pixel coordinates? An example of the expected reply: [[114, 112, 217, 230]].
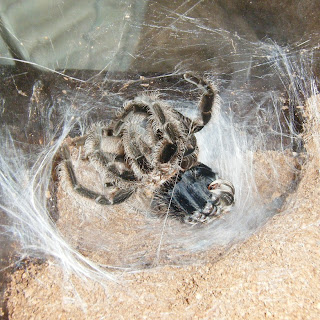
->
[[0, 0, 319, 280]]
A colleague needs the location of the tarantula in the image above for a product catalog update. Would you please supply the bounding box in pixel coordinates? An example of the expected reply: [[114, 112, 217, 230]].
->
[[60, 73, 235, 224]]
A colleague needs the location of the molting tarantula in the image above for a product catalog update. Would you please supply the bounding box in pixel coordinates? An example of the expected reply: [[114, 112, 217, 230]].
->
[[60, 73, 235, 224]]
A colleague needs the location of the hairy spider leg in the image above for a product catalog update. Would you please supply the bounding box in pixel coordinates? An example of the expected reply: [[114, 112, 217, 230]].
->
[[112, 99, 186, 177], [183, 73, 220, 133], [84, 125, 137, 188], [60, 143, 134, 205], [113, 101, 155, 175]]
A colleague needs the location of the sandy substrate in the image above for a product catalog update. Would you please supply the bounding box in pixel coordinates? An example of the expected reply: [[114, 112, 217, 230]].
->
[[3, 96, 320, 319]]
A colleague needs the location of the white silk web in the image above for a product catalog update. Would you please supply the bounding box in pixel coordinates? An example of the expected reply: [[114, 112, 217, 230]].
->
[[0, 1, 319, 282]]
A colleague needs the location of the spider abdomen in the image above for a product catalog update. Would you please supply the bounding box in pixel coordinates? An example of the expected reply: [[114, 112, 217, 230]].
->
[[153, 163, 235, 224]]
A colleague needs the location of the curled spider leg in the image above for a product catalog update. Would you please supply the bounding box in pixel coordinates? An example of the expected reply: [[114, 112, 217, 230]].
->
[[84, 124, 137, 186], [60, 143, 134, 205], [112, 101, 151, 136], [115, 98, 184, 166], [184, 72, 221, 133]]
